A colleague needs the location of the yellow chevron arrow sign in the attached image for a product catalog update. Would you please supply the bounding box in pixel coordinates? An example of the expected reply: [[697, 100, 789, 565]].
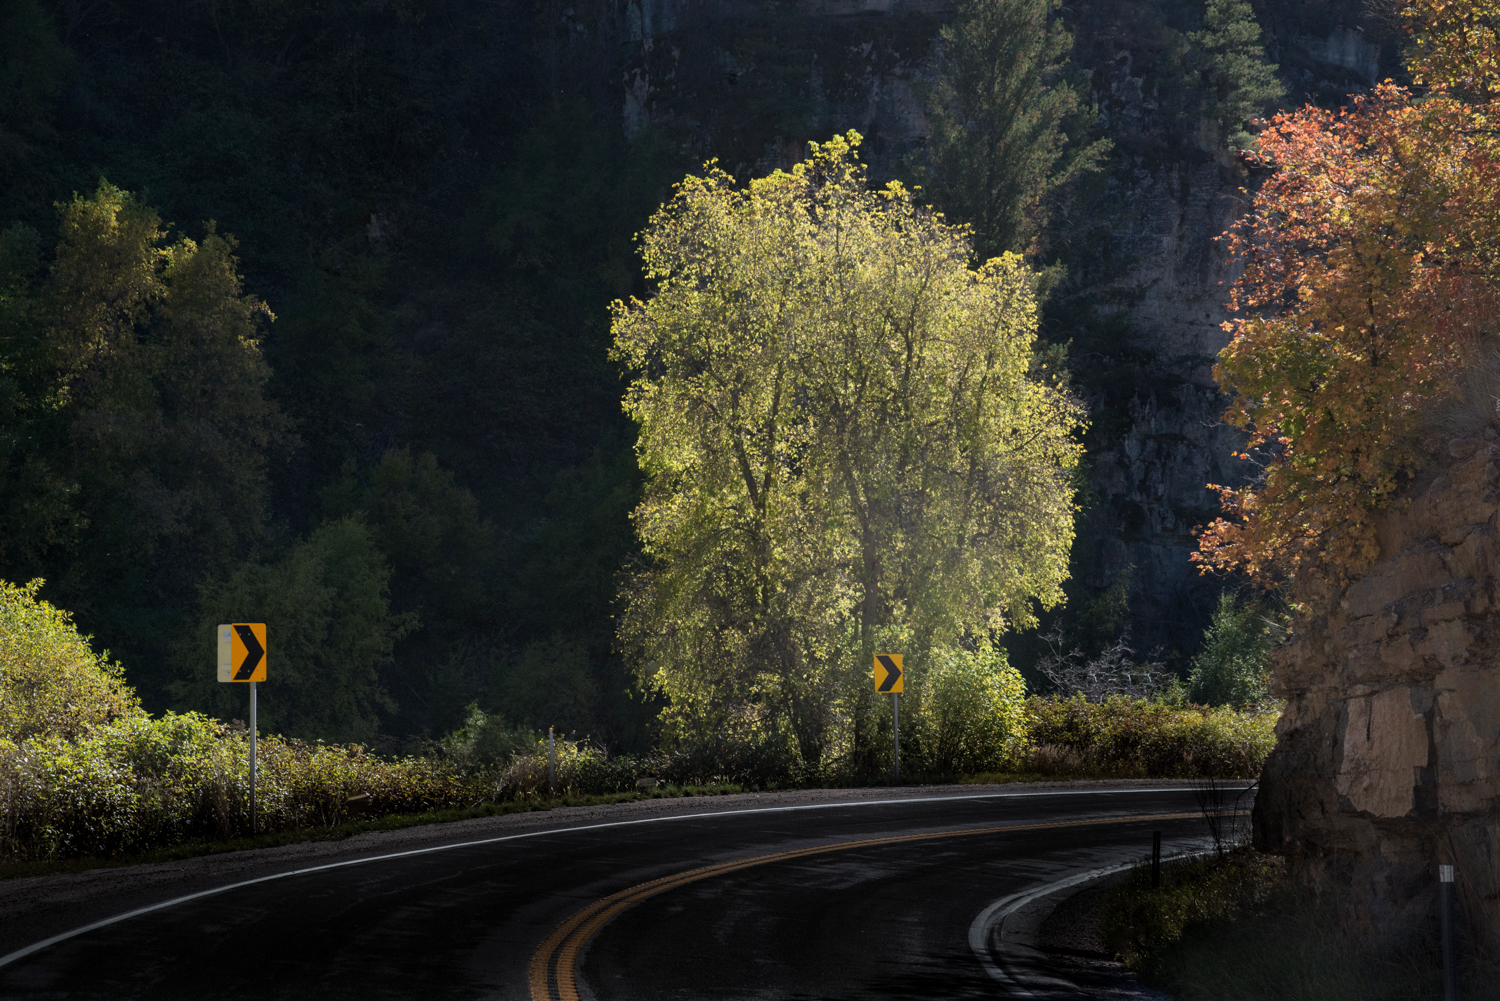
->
[[217, 623, 267, 683], [874, 653, 902, 693]]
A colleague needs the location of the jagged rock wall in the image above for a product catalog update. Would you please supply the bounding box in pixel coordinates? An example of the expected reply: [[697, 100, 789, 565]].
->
[[1067, 26, 1252, 652], [1257, 442, 1500, 948]]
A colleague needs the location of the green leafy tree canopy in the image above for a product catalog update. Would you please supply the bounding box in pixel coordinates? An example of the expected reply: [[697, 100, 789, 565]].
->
[[174, 517, 414, 744], [0, 182, 291, 700], [612, 133, 1085, 771], [0, 577, 141, 742], [1187, 593, 1281, 707]]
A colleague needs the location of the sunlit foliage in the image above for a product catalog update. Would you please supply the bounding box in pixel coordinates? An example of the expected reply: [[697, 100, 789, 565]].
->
[[0, 578, 140, 742], [0, 712, 469, 859], [613, 134, 1084, 773], [1187, 594, 1281, 707], [906, 643, 1027, 775], [1197, 2, 1500, 586], [1022, 694, 1277, 778]]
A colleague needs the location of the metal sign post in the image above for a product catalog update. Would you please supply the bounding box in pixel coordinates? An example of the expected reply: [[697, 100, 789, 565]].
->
[[218, 623, 267, 837], [874, 655, 904, 785], [549, 727, 556, 796], [249, 680, 258, 835], [892, 692, 900, 785]]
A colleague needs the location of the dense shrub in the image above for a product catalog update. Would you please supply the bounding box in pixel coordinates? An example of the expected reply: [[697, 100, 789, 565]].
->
[[657, 733, 805, 788], [0, 713, 472, 858], [1020, 694, 1277, 778], [471, 731, 803, 796], [1101, 847, 1286, 971], [1187, 595, 1280, 707], [908, 644, 1027, 775], [439, 703, 541, 776], [0, 577, 471, 859], [0, 576, 1282, 859], [435, 705, 800, 794], [462, 733, 648, 801], [0, 579, 142, 741]]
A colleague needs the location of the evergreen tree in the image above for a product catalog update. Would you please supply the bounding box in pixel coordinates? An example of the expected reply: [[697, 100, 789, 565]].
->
[[1188, 0, 1285, 151], [913, 0, 1110, 259]]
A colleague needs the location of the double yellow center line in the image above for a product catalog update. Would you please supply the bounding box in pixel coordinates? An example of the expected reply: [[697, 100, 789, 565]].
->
[[527, 809, 1203, 1001]]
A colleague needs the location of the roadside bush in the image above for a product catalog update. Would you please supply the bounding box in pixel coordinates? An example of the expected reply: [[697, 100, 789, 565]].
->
[[1101, 847, 1286, 971], [1187, 594, 1281, 707], [658, 732, 805, 788], [1019, 694, 1277, 778], [467, 728, 804, 796], [0, 575, 1283, 860], [439, 703, 540, 776], [436, 705, 659, 798], [1106, 845, 1500, 1000], [477, 736, 641, 800], [908, 643, 1026, 775], [0, 579, 142, 741], [0, 712, 473, 858]]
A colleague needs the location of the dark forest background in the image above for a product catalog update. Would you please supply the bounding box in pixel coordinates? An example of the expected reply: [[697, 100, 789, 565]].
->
[[0, 0, 1398, 751]]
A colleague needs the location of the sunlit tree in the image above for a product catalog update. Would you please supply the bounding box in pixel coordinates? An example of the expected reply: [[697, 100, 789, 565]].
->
[[612, 134, 1084, 771], [1197, 0, 1500, 587]]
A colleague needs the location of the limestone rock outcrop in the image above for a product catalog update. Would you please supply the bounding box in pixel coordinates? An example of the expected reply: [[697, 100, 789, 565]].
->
[[1257, 441, 1500, 947]]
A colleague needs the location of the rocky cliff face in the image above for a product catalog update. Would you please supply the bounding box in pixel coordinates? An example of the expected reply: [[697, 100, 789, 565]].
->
[[1257, 440, 1500, 948], [611, 0, 1400, 659]]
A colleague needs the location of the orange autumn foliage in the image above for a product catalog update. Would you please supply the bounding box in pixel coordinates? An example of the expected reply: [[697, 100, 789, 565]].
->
[[1196, 1, 1500, 586]]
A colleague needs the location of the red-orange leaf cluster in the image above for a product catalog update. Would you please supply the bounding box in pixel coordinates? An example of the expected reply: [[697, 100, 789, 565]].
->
[[1197, 2, 1500, 586]]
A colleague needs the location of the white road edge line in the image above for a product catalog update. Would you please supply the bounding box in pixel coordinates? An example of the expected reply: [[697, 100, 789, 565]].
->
[[969, 850, 1211, 998], [0, 785, 1232, 970]]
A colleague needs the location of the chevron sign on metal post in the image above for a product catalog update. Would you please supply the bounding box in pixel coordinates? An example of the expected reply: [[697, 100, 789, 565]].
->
[[217, 623, 266, 835], [218, 623, 267, 682], [875, 654, 903, 784]]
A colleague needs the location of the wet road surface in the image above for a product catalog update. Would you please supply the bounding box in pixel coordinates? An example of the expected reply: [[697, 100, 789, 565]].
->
[[0, 786, 1222, 1000]]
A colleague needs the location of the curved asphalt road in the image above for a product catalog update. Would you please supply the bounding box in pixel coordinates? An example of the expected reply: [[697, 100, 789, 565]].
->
[[0, 786, 1225, 1000]]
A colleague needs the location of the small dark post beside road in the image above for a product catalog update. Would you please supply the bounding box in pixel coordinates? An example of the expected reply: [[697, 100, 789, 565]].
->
[[1441, 863, 1458, 1001], [1152, 831, 1162, 888]]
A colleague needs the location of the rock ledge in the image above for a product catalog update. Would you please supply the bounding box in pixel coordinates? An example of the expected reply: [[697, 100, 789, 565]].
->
[[1257, 443, 1500, 947]]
